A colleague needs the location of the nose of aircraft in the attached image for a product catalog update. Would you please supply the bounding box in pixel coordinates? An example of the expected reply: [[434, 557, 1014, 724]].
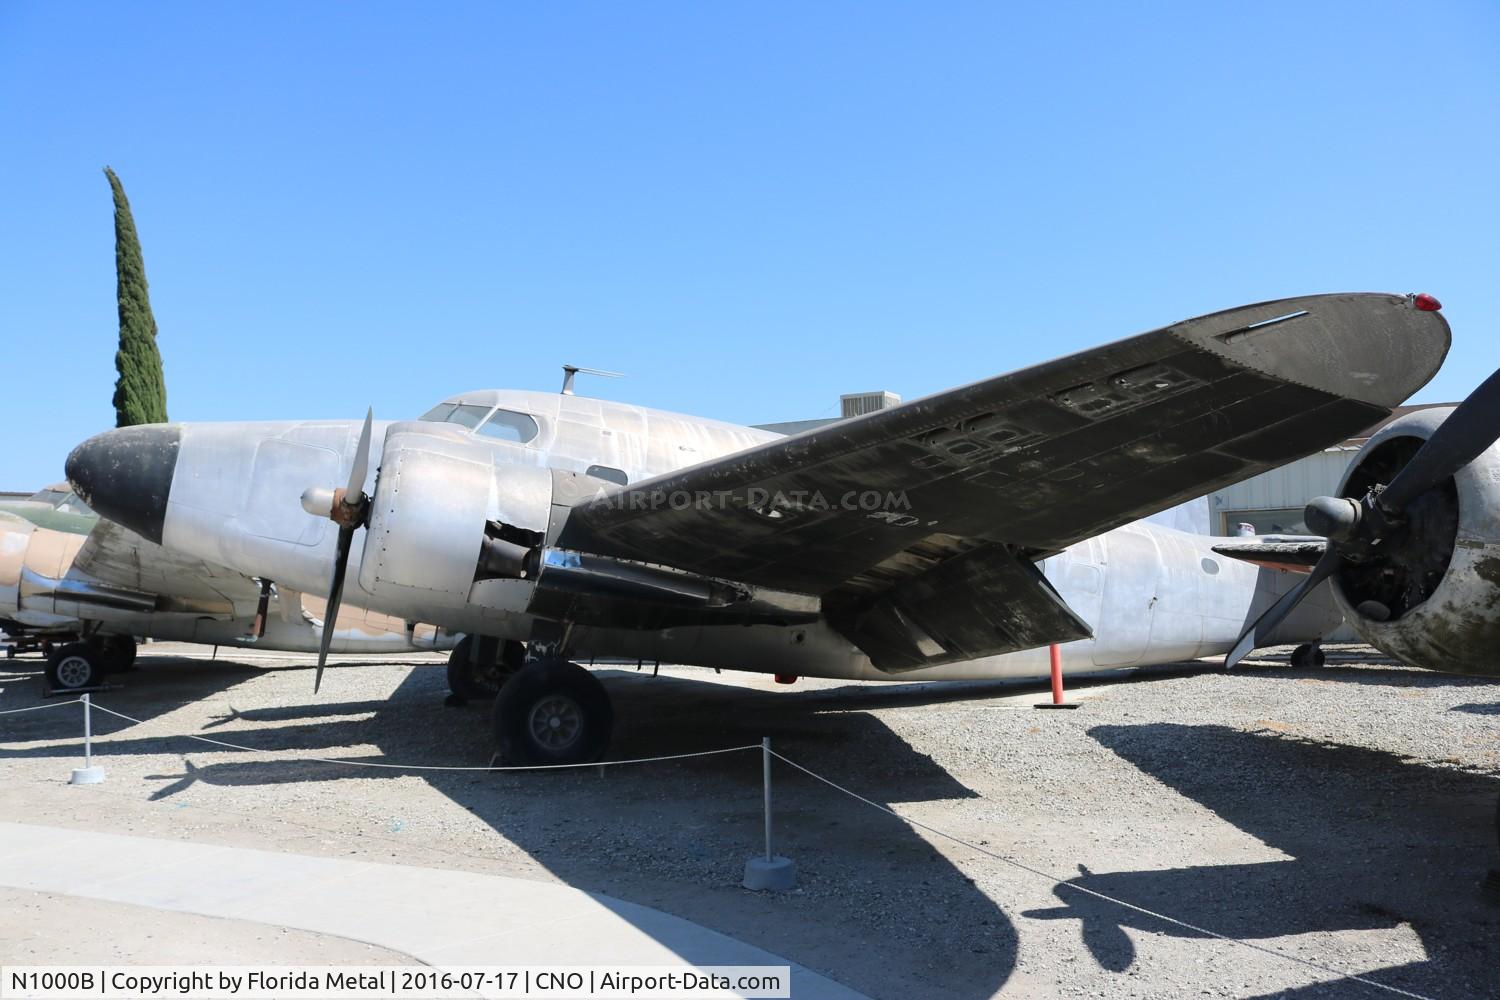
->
[[65, 425, 181, 544]]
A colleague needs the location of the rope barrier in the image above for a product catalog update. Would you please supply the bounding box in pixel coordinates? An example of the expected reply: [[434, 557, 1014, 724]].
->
[[0, 697, 82, 716], [5, 693, 1441, 997], [768, 749, 1437, 1000], [85, 701, 758, 771]]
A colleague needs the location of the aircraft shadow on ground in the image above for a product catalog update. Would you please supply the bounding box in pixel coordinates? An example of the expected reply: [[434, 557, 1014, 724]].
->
[[0, 656, 263, 738], [1022, 722, 1500, 999], [4, 658, 1069, 1000]]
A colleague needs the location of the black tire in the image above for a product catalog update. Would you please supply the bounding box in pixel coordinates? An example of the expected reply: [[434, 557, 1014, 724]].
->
[[492, 659, 613, 765], [99, 635, 138, 673], [46, 642, 104, 690], [1290, 643, 1325, 669], [446, 635, 509, 700]]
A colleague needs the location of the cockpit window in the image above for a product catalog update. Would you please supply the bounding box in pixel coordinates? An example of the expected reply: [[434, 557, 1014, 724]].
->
[[419, 402, 493, 429], [477, 408, 540, 444], [420, 402, 539, 443], [55, 492, 94, 516], [23, 488, 91, 515], [446, 404, 492, 430]]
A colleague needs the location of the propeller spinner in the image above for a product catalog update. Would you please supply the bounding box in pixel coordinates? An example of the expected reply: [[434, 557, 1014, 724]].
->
[[1226, 362, 1500, 668], [300, 409, 375, 692]]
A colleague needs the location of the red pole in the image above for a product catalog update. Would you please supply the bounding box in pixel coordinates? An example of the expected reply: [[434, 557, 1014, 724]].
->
[[1049, 643, 1064, 704], [1036, 643, 1078, 709]]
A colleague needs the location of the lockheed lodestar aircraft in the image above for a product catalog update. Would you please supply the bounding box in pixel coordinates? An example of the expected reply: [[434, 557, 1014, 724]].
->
[[63, 293, 1448, 763], [0, 485, 456, 691]]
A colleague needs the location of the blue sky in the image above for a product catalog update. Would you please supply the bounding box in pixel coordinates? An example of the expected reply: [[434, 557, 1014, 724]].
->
[[2, 2, 1497, 487]]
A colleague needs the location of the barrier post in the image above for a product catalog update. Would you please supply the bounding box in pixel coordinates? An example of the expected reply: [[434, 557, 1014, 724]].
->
[[762, 737, 773, 862], [70, 694, 106, 784], [1035, 643, 1080, 710], [742, 737, 796, 890]]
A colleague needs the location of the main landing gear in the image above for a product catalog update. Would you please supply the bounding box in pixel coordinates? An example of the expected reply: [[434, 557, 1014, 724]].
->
[[44, 635, 137, 691], [444, 635, 525, 703], [448, 630, 615, 765], [492, 658, 614, 766]]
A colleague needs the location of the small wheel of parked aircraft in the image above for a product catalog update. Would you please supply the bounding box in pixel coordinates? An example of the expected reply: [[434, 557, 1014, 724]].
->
[[491, 659, 613, 765], [45, 642, 104, 691], [445, 635, 525, 701], [1289, 643, 1325, 669], [99, 635, 137, 673]]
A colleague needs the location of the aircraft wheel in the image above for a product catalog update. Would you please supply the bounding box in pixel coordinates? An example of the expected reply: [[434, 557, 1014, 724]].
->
[[46, 642, 104, 691], [1290, 643, 1325, 669], [492, 659, 613, 765], [99, 635, 138, 673], [447, 637, 526, 700]]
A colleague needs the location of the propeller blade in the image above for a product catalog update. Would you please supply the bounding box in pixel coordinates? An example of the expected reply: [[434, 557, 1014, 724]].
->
[[1225, 548, 1341, 669], [1380, 367, 1500, 514], [314, 524, 355, 693], [346, 408, 374, 498]]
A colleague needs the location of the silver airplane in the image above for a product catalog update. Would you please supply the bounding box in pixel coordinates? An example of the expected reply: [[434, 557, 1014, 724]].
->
[[63, 293, 1448, 763], [0, 485, 456, 691]]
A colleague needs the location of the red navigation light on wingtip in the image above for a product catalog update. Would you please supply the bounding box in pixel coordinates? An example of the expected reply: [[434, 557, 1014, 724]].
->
[[1413, 293, 1442, 312]]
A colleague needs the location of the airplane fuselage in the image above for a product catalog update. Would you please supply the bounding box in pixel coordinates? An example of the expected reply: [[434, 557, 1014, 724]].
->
[[97, 390, 1333, 681]]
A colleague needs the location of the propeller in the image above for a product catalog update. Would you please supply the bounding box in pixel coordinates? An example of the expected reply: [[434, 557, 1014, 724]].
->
[[1226, 361, 1500, 668], [300, 409, 374, 692]]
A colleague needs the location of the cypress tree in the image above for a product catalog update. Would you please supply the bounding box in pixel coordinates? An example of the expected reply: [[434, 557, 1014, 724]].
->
[[105, 166, 168, 426]]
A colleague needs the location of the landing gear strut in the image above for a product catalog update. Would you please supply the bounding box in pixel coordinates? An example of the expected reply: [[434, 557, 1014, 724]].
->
[[445, 635, 524, 703], [100, 635, 137, 673]]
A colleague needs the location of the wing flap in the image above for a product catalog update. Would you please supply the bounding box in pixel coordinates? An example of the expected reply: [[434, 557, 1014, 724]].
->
[[826, 541, 1092, 671]]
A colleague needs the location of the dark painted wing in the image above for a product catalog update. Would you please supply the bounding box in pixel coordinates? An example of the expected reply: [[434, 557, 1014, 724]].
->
[[557, 293, 1448, 669]]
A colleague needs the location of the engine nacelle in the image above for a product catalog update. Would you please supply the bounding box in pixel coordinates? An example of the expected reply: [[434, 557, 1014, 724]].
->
[[357, 423, 552, 607], [354, 425, 820, 630], [1332, 407, 1500, 675]]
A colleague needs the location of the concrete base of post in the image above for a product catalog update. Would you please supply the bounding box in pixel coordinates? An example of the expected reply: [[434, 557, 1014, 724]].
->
[[70, 766, 105, 785], [743, 855, 797, 891]]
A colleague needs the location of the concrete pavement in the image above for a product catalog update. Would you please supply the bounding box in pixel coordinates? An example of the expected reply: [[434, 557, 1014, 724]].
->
[[0, 822, 867, 998]]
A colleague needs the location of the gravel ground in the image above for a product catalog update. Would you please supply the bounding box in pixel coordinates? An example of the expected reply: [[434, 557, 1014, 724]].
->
[[1, 643, 1497, 999]]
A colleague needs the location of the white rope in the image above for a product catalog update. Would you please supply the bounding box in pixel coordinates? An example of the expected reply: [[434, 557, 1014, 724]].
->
[[85, 702, 758, 771], [768, 749, 1436, 1000], [0, 698, 82, 716]]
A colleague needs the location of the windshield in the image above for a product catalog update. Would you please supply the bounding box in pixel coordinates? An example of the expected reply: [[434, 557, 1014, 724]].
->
[[420, 402, 494, 429], [22, 488, 94, 515], [421, 403, 539, 444]]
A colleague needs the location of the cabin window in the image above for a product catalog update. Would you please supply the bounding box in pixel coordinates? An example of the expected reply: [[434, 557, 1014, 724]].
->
[[478, 408, 540, 444], [586, 464, 628, 486], [419, 403, 456, 422]]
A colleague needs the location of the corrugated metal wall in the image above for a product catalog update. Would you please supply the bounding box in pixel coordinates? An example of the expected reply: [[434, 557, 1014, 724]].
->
[[1208, 446, 1358, 535]]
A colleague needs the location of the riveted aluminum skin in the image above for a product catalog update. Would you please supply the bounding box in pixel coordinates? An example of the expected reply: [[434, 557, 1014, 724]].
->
[[358, 423, 552, 603]]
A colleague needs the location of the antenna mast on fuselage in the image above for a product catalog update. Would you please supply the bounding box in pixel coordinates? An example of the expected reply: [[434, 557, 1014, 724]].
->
[[560, 365, 625, 395]]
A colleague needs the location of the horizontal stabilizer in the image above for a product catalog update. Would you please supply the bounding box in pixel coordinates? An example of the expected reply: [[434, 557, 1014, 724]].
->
[[1212, 536, 1327, 574]]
